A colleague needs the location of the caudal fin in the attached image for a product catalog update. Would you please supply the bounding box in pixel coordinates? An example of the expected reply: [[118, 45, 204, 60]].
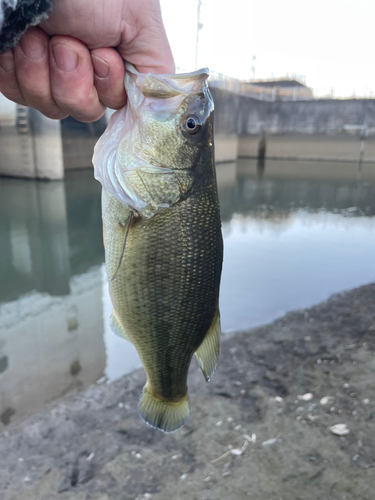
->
[[138, 386, 189, 433]]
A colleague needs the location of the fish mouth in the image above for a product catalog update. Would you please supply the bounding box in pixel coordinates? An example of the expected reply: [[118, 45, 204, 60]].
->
[[125, 63, 210, 100], [126, 63, 209, 80]]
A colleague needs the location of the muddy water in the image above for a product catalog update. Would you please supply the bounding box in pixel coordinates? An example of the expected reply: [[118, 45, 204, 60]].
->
[[1, 159, 375, 425]]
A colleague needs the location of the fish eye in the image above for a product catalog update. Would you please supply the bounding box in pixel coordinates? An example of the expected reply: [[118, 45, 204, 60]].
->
[[184, 115, 201, 134]]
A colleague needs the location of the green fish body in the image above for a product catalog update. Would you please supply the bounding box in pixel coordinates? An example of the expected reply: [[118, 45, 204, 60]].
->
[[93, 65, 223, 432]]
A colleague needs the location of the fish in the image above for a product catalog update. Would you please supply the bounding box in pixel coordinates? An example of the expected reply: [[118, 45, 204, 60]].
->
[[92, 64, 223, 432]]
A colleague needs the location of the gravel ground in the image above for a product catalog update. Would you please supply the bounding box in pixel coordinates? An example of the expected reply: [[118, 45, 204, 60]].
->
[[1, 283, 375, 500]]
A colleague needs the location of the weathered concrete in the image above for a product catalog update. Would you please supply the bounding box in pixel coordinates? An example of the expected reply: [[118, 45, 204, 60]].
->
[[238, 134, 375, 163], [0, 102, 64, 179], [215, 134, 238, 163], [211, 87, 375, 162]]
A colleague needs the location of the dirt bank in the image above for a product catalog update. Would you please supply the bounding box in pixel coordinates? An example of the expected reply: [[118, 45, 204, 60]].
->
[[1, 283, 375, 500]]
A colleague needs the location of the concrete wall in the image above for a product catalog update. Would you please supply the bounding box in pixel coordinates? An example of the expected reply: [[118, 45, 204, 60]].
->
[[238, 134, 375, 163], [211, 87, 375, 162], [2, 89, 375, 177], [0, 106, 64, 180], [238, 97, 375, 136]]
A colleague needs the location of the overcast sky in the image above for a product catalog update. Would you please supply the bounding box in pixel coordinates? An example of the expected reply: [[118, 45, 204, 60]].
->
[[160, 0, 374, 97]]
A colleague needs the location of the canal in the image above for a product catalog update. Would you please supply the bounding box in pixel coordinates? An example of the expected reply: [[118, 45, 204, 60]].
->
[[1, 158, 375, 424]]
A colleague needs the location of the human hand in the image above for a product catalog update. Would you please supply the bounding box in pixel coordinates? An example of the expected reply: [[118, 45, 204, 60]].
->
[[0, 0, 174, 122]]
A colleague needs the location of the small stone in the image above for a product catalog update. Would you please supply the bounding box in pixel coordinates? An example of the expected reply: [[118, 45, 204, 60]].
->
[[304, 336, 311, 341], [329, 423, 350, 436], [275, 396, 283, 403], [222, 471, 231, 477], [234, 425, 242, 431], [135, 453, 142, 459], [298, 393, 313, 401], [227, 417, 233, 423], [343, 383, 350, 389], [216, 421, 223, 427], [118, 402, 124, 408], [204, 476, 211, 482], [86, 453, 95, 461], [18, 458, 24, 462], [362, 398, 370, 404], [320, 396, 330, 405], [180, 474, 187, 480]]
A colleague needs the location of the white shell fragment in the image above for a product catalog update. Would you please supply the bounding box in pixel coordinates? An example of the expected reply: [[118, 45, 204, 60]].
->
[[329, 423, 350, 436], [298, 393, 313, 401], [262, 438, 278, 446]]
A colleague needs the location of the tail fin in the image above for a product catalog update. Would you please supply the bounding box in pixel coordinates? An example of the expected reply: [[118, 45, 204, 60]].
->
[[138, 385, 189, 433]]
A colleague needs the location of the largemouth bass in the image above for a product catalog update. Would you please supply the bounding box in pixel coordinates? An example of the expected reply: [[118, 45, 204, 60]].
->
[[93, 64, 223, 432]]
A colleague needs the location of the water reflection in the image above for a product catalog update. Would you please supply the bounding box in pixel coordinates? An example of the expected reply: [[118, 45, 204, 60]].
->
[[0, 171, 105, 423], [1, 160, 375, 423]]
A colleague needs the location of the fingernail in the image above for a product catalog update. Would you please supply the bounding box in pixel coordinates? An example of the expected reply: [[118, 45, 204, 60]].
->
[[92, 55, 110, 79], [0, 51, 15, 72], [19, 35, 46, 60], [52, 44, 78, 72]]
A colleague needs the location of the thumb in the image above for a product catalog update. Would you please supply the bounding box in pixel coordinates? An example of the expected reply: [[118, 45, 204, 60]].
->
[[117, 10, 175, 75]]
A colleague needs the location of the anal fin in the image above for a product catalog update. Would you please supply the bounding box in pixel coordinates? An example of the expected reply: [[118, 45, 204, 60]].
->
[[195, 309, 221, 382], [110, 310, 132, 343]]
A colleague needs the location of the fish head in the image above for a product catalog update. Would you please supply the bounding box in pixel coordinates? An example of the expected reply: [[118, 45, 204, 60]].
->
[[93, 65, 214, 217]]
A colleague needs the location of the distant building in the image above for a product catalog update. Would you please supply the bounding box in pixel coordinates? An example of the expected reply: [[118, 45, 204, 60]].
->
[[241, 78, 314, 101]]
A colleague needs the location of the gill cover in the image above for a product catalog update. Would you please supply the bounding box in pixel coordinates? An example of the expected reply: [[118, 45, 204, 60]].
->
[[92, 64, 213, 218]]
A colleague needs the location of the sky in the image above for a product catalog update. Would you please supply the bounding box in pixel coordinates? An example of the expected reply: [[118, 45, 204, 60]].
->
[[160, 0, 375, 98]]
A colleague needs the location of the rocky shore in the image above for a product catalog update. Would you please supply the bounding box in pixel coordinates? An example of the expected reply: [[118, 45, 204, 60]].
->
[[1, 283, 375, 500]]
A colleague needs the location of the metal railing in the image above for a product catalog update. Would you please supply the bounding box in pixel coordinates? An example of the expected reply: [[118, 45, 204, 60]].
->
[[176, 67, 313, 101], [208, 70, 313, 101]]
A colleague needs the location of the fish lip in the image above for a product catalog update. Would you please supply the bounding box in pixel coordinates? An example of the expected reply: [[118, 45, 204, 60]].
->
[[125, 62, 209, 80]]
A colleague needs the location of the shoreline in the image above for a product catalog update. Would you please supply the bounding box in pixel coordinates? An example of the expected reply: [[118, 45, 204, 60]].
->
[[1, 282, 375, 500]]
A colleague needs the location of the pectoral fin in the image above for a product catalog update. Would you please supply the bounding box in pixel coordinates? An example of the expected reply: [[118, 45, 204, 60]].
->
[[110, 213, 133, 282], [195, 310, 221, 382], [110, 310, 132, 343]]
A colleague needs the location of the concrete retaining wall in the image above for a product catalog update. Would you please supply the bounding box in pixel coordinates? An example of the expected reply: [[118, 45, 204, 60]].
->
[[211, 87, 375, 163]]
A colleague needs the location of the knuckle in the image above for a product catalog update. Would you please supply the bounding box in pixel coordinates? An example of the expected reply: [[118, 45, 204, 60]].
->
[[53, 88, 104, 122], [43, 109, 68, 120]]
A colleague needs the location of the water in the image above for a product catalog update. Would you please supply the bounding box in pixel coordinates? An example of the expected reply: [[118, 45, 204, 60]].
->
[[1, 159, 375, 424]]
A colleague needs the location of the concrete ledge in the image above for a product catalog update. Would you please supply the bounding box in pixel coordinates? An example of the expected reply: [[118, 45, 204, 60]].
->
[[215, 133, 238, 163], [0, 108, 64, 180], [239, 134, 375, 163]]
